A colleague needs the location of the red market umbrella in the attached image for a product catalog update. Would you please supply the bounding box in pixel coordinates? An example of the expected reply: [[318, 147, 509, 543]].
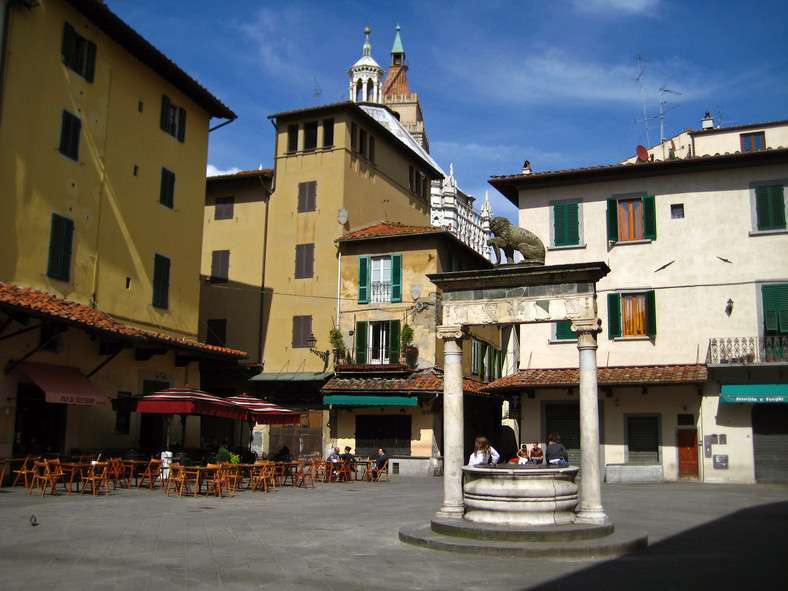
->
[[224, 393, 301, 426], [131, 386, 250, 448]]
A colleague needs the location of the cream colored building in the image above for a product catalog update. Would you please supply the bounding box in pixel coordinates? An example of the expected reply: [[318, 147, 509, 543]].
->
[[0, 0, 242, 459], [489, 117, 788, 483]]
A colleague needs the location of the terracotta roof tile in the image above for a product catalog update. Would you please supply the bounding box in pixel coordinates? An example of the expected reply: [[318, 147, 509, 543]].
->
[[322, 368, 490, 395], [337, 221, 445, 242], [0, 282, 246, 359], [486, 365, 707, 391]]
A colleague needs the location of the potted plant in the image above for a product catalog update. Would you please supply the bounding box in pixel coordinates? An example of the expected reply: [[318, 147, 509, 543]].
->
[[401, 324, 418, 367], [329, 328, 346, 363]]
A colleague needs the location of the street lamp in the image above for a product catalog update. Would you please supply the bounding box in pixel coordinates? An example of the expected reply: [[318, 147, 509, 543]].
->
[[306, 332, 329, 370]]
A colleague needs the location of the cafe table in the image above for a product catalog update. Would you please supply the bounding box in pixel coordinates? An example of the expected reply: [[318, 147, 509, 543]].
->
[[121, 459, 150, 487], [0, 458, 31, 488], [57, 461, 91, 495]]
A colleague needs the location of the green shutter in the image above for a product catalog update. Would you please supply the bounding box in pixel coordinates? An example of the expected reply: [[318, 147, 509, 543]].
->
[[480, 342, 488, 379], [778, 285, 788, 333], [606, 198, 619, 242], [607, 293, 621, 338], [645, 290, 657, 336], [59, 111, 81, 160], [554, 204, 566, 246], [152, 254, 170, 309], [389, 320, 400, 364], [555, 320, 575, 340], [554, 203, 579, 246], [85, 40, 97, 82], [391, 254, 402, 302], [642, 195, 657, 239], [160, 95, 170, 132], [47, 214, 73, 282], [62, 22, 74, 64], [177, 107, 186, 142], [160, 168, 175, 208], [355, 321, 368, 364], [756, 186, 786, 230], [358, 257, 369, 303], [762, 284, 788, 333]]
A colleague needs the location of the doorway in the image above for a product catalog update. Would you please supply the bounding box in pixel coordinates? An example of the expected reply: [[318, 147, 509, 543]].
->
[[13, 383, 67, 457], [677, 428, 699, 479]]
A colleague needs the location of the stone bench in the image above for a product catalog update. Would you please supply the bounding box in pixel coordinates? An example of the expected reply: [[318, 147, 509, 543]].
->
[[605, 463, 663, 483]]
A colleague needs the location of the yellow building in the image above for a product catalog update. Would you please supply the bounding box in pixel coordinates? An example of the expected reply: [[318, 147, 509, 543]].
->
[[0, 0, 242, 459], [321, 221, 503, 475]]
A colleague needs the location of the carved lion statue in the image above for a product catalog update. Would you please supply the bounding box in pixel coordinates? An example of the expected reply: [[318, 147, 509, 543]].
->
[[487, 216, 546, 265]]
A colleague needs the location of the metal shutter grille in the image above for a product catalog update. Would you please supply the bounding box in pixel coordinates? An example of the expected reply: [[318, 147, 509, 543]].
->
[[627, 416, 659, 463]]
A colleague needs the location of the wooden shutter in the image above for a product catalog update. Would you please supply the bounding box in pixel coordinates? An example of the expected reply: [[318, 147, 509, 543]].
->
[[642, 195, 657, 239], [295, 244, 314, 278], [645, 290, 657, 336], [763, 284, 788, 333], [85, 40, 97, 82], [211, 250, 230, 282], [607, 293, 622, 338], [160, 95, 170, 132], [298, 181, 317, 212], [355, 321, 368, 364], [388, 320, 400, 364], [177, 107, 186, 142], [756, 186, 786, 230], [471, 340, 479, 374], [291, 316, 311, 348], [391, 254, 402, 302], [62, 22, 74, 64], [159, 168, 175, 208], [555, 320, 575, 340], [152, 254, 170, 309], [554, 203, 579, 246], [606, 198, 619, 242], [47, 214, 73, 282], [59, 110, 81, 160], [358, 257, 369, 303]]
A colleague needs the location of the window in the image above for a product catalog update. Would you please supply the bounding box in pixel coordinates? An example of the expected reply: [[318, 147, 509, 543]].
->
[[47, 213, 74, 282], [159, 167, 175, 209], [211, 250, 230, 283], [607, 195, 656, 242], [295, 243, 314, 278], [754, 185, 786, 231], [355, 415, 412, 456], [554, 320, 576, 341], [408, 166, 415, 192], [287, 124, 298, 153], [59, 109, 81, 161], [292, 315, 312, 348], [358, 255, 402, 303], [369, 136, 375, 163], [741, 131, 765, 152], [607, 291, 656, 338], [152, 253, 170, 309], [297, 181, 317, 212], [471, 339, 480, 374], [115, 391, 131, 435], [303, 121, 318, 151], [351, 123, 358, 152], [670, 203, 684, 219], [552, 201, 580, 247], [322, 119, 334, 148], [762, 284, 788, 335], [354, 320, 400, 364], [160, 95, 186, 141], [447, 254, 463, 272], [61, 22, 96, 82], [214, 196, 234, 220], [206, 319, 227, 347], [626, 415, 660, 464], [359, 129, 367, 158]]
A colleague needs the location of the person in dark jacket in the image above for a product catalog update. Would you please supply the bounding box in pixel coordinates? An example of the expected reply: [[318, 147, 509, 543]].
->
[[545, 433, 570, 466]]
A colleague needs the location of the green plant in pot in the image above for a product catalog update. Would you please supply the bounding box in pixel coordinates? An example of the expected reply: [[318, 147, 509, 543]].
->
[[401, 324, 418, 366], [329, 328, 346, 362]]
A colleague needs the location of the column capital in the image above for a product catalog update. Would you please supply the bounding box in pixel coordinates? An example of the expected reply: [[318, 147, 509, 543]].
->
[[571, 318, 601, 349], [437, 325, 466, 342]]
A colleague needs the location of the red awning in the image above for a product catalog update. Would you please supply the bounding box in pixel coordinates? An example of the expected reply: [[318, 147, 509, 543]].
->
[[132, 387, 248, 420], [21, 362, 110, 406], [224, 393, 301, 425]]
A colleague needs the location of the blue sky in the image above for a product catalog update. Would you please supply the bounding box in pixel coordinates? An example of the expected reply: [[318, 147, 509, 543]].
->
[[107, 0, 787, 221]]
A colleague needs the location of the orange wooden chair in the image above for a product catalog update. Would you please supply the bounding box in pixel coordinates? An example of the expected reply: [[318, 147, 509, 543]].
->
[[372, 460, 390, 482], [250, 462, 277, 493], [137, 459, 163, 490], [29, 460, 66, 496], [291, 461, 315, 488], [164, 463, 192, 497], [11, 456, 37, 489], [204, 463, 230, 497], [80, 461, 110, 496]]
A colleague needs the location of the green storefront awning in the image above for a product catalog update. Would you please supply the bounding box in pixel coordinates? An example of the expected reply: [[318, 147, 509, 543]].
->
[[720, 383, 788, 403], [323, 395, 418, 406]]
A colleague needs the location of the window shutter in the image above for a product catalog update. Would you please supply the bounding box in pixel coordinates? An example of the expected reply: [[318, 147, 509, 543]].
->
[[152, 254, 170, 309], [160, 168, 175, 208], [177, 107, 186, 142], [471, 340, 479, 374], [297, 182, 306, 212], [62, 22, 74, 64], [211, 250, 230, 282], [358, 257, 369, 303], [554, 203, 579, 246], [606, 198, 619, 242], [355, 321, 368, 364], [642, 195, 657, 239], [59, 111, 81, 160], [85, 40, 97, 82], [369, 136, 375, 163], [555, 320, 575, 340], [756, 186, 786, 230], [295, 244, 314, 278], [389, 320, 400, 364], [391, 254, 402, 302], [480, 342, 488, 379], [607, 293, 622, 338], [645, 290, 657, 336], [763, 285, 779, 331], [160, 95, 170, 132], [47, 214, 73, 282]]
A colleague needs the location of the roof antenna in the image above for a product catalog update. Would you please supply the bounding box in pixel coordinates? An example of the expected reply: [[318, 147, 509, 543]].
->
[[657, 86, 681, 159], [635, 56, 652, 147], [313, 78, 322, 101]]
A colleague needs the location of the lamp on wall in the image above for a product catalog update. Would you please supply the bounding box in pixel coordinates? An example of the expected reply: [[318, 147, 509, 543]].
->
[[725, 299, 734, 316], [306, 332, 329, 371]]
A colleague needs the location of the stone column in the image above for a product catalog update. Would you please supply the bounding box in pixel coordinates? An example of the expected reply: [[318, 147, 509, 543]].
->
[[436, 325, 466, 519], [571, 318, 609, 524]]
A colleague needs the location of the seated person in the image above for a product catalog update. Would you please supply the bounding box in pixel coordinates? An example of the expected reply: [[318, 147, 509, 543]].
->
[[545, 433, 570, 467], [529, 441, 544, 465], [516, 444, 530, 465], [467, 436, 500, 466], [340, 446, 355, 467], [327, 446, 342, 480], [372, 447, 388, 478]]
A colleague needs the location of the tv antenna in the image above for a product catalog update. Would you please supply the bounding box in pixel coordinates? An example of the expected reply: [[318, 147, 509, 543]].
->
[[635, 56, 652, 147], [657, 86, 681, 158], [313, 78, 322, 101]]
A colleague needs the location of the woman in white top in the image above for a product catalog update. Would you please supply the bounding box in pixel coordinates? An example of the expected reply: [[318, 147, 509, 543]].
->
[[467, 436, 500, 466]]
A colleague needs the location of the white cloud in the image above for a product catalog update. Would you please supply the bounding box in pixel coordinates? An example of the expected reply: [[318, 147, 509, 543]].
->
[[571, 0, 660, 14], [206, 164, 242, 177]]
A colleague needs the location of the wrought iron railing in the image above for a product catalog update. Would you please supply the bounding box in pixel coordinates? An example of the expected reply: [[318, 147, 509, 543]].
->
[[335, 346, 418, 369], [369, 281, 391, 303], [706, 336, 788, 365]]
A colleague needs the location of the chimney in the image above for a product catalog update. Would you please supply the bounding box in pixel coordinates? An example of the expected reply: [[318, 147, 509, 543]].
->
[[701, 111, 714, 130], [522, 160, 532, 175]]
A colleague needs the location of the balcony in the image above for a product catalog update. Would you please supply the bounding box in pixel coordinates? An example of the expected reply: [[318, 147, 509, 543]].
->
[[335, 346, 419, 371], [706, 336, 788, 365]]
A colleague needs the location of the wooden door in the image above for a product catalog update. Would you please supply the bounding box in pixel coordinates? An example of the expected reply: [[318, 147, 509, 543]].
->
[[677, 428, 699, 479]]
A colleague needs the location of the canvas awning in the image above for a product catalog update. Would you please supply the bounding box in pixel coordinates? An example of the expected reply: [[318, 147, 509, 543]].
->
[[250, 372, 332, 382], [21, 361, 109, 406], [720, 383, 788, 403], [323, 394, 418, 406]]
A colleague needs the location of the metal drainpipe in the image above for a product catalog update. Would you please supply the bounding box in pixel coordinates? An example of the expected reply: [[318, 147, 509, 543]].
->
[[258, 118, 278, 364], [336, 251, 342, 328]]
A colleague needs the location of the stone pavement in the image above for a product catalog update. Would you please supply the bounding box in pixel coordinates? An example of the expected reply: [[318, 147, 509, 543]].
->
[[0, 476, 786, 591]]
